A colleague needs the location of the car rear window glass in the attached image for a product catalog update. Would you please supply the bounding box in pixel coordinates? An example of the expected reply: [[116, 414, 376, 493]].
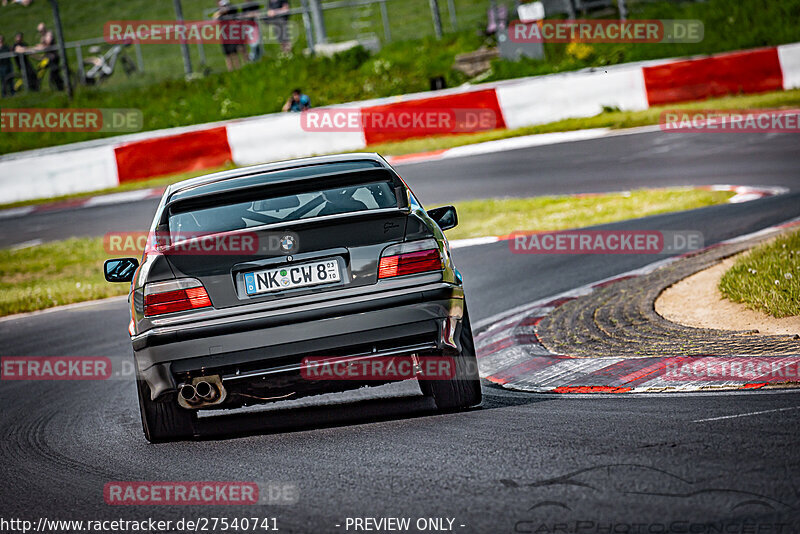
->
[[168, 181, 398, 236], [168, 160, 383, 203]]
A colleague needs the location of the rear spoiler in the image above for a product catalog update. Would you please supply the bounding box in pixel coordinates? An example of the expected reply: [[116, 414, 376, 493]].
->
[[164, 168, 408, 217]]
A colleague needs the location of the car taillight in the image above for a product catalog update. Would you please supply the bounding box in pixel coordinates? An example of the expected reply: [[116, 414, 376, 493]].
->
[[379, 239, 444, 279], [143, 279, 212, 317]]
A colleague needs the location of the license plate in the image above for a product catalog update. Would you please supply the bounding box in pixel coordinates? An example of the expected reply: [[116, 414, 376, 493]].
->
[[244, 259, 340, 295]]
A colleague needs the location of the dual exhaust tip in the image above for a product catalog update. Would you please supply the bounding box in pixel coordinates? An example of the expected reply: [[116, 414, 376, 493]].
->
[[178, 376, 225, 409]]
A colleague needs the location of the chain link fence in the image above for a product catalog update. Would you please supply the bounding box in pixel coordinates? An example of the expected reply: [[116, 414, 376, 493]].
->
[[0, 0, 693, 97]]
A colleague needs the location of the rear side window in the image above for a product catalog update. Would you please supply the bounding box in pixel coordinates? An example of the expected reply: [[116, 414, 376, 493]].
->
[[169, 181, 398, 235]]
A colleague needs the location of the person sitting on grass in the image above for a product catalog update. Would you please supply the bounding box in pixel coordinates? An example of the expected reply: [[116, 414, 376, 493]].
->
[[282, 88, 310, 112]]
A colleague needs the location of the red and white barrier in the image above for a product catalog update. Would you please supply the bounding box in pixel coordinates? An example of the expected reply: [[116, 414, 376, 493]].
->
[[642, 47, 784, 106], [496, 67, 649, 128], [115, 126, 232, 183], [2, 42, 799, 203], [778, 42, 800, 90], [0, 145, 119, 201], [226, 111, 366, 166]]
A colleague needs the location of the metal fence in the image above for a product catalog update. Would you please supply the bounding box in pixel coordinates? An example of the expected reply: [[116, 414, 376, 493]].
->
[[0, 38, 145, 92], [194, 0, 495, 48], [200, 0, 645, 50], [0, 0, 684, 97]]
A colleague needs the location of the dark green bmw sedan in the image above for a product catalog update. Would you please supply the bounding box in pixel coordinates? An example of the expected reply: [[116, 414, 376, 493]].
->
[[104, 153, 481, 442]]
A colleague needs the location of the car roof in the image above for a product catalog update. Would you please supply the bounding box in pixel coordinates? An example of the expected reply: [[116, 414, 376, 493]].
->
[[166, 153, 390, 200]]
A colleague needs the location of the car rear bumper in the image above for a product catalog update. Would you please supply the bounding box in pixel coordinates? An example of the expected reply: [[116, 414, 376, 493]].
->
[[133, 282, 465, 401]]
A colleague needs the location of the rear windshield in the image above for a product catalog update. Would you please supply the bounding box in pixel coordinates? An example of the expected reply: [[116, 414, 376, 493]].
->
[[168, 181, 398, 235]]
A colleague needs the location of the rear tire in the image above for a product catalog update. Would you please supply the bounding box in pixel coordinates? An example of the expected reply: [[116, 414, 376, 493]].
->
[[136, 375, 195, 443], [420, 305, 482, 410]]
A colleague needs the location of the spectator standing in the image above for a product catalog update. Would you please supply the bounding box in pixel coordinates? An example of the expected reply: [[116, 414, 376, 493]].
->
[[12, 32, 38, 91], [0, 34, 15, 97], [282, 88, 310, 112], [267, 0, 291, 54], [241, 3, 263, 62], [24, 22, 64, 91], [213, 0, 247, 71]]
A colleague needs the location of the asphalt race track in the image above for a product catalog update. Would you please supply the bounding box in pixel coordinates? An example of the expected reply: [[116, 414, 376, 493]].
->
[[2, 128, 799, 248], [1, 129, 800, 532]]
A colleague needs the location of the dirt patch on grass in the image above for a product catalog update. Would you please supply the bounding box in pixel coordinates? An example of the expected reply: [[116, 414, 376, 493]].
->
[[656, 255, 800, 336]]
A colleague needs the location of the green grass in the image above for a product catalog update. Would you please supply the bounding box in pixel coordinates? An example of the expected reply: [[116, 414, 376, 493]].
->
[[0, 237, 128, 316], [485, 0, 800, 82], [0, 33, 482, 154], [439, 188, 735, 241], [1, 88, 795, 210], [0, 0, 484, 88], [718, 229, 800, 318], [1, 0, 799, 155], [0, 187, 734, 317]]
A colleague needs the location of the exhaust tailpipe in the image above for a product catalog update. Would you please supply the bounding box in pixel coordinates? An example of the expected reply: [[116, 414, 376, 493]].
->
[[195, 380, 219, 402], [178, 375, 226, 409], [179, 384, 198, 404]]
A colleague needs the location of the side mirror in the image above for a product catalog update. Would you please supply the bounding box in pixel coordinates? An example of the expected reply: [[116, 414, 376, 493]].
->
[[104, 258, 139, 283], [427, 205, 458, 231]]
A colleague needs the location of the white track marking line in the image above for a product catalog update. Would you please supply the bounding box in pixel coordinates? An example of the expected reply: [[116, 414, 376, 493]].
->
[[439, 128, 612, 159], [84, 189, 154, 207], [692, 405, 800, 423], [9, 239, 43, 250], [0, 206, 35, 219], [450, 236, 500, 249]]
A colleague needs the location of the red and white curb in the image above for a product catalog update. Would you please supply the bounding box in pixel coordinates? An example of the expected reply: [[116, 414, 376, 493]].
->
[[474, 217, 800, 393], [449, 185, 787, 250]]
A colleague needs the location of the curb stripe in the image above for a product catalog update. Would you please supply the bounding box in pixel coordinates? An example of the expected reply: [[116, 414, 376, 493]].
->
[[475, 215, 800, 393]]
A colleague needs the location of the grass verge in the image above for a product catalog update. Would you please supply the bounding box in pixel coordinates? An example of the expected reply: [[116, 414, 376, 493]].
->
[[0, 187, 734, 317], [718, 229, 800, 318], [0, 238, 128, 317], [440, 188, 734, 241], [2, 88, 796, 211]]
